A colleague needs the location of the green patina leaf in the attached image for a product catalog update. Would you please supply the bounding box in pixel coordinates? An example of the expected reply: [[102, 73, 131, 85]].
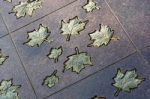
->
[[0, 79, 21, 99], [61, 16, 88, 41], [0, 49, 8, 66], [83, 0, 100, 12], [4, 0, 12, 3], [47, 46, 63, 63], [91, 95, 106, 99], [88, 24, 114, 47], [64, 47, 92, 74], [112, 68, 144, 96], [11, 0, 42, 18], [24, 24, 52, 47], [43, 70, 59, 88]]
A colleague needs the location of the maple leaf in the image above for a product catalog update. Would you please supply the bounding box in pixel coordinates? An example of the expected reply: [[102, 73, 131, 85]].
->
[[3, 0, 12, 3], [10, 0, 42, 18], [61, 16, 88, 41], [64, 47, 92, 74], [43, 70, 59, 88], [24, 24, 52, 47], [0, 79, 21, 99], [112, 68, 145, 96], [47, 46, 63, 63], [83, 0, 100, 12], [88, 24, 114, 47], [91, 95, 106, 99], [0, 49, 9, 65]]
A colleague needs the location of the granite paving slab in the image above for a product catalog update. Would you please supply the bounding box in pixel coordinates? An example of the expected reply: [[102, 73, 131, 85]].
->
[[141, 46, 150, 65], [48, 53, 150, 99], [0, 14, 8, 37], [0, 0, 77, 32], [10, 0, 135, 98], [105, 0, 150, 49], [0, 36, 37, 99]]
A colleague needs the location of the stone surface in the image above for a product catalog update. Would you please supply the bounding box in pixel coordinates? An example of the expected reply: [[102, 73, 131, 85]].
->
[[0, 14, 8, 37], [48, 53, 150, 99], [105, 0, 150, 49], [0, 36, 37, 99], [141, 46, 150, 65], [0, 0, 76, 32], [10, 0, 135, 98], [0, 0, 149, 99]]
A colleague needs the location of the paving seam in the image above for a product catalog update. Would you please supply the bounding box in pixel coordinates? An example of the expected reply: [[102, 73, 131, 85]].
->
[[0, 0, 77, 42], [104, 0, 150, 67], [0, 13, 39, 99], [0, 33, 9, 39], [7, 0, 78, 34], [1, 1, 149, 98], [139, 44, 150, 51], [44, 51, 136, 99]]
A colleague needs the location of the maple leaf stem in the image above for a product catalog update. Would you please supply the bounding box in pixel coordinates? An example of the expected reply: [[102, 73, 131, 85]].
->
[[66, 34, 71, 41], [75, 47, 79, 54], [111, 36, 120, 41], [44, 39, 52, 43], [114, 89, 121, 97], [54, 58, 58, 63], [27, 0, 36, 3], [52, 70, 57, 76]]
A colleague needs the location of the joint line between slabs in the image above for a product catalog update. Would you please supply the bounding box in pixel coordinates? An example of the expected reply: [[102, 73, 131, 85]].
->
[[10, 0, 78, 34], [44, 51, 136, 99], [0, 13, 39, 99], [104, 0, 150, 66]]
